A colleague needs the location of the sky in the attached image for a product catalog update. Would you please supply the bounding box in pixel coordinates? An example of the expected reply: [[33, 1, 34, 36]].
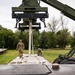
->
[[0, 0, 75, 33]]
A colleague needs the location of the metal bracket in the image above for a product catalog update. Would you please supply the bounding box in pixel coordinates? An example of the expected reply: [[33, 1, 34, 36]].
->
[[12, 13, 48, 18]]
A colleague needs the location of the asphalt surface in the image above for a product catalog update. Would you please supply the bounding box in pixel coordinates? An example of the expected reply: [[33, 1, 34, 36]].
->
[[0, 64, 75, 75]]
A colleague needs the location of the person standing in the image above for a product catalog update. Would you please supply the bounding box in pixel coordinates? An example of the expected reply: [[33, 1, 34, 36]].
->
[[16, 39, 25, 59], [37, 48, 42, 56]]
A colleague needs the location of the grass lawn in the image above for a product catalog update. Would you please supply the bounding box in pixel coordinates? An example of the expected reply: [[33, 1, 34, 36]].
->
[[43, 49, 69, 63], [0, 50, 18, 64], [0, 49, 70, 64]]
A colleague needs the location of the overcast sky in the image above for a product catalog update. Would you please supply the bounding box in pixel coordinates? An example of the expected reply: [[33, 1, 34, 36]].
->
[[0, 0, 75, 33]]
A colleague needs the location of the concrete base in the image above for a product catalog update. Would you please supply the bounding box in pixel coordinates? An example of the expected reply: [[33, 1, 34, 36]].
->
[[8, 54, 51, 65]]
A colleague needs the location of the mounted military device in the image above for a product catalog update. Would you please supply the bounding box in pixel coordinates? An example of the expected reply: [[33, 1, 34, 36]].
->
[[12, 0, 48, 31]]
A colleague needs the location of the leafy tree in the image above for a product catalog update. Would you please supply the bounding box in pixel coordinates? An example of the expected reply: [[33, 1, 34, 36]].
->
[[4, 29, 15, 49], [0, 25, 3, 30], [46, 31, 57, 48], [48, 16, 59, 33], [56, 29, 70, 49], [47, 17, 59, 48], [70, 31, 75, 47], [39, 31, 48, 49], [59, 15, 68, 30], [33, 30, 40, 47]]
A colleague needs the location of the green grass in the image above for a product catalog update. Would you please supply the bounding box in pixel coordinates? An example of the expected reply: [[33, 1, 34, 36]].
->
[[0, 49, 70, 64], [0, 50, 18, 64], [43, 49, 69, 63]]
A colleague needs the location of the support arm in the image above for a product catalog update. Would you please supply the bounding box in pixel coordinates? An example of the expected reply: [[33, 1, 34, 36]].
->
[[41, 0, 75, 20]]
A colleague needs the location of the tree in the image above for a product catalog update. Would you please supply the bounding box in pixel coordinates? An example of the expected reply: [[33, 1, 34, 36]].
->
[[46, 31, 57, 48], [33, 30, 40, 47], [56, 29, 70, 49], [70, 31, 75, 47], [0, 31, 5, 48], [56, 15, 69, 49], [39, 31, 48, 49], [47, 16, 59, 48], [47, 15, 69, 49], [48, 16, 59, 33], [0, 27, 16, 49], [59, 15, 68, 30], [0, 25, 3, 30], [4, 29, 15, 49]]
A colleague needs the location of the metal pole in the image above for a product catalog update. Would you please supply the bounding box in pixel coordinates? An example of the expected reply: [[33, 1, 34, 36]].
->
[[32, 32, 34, 55], [28, 19, 32, 56]]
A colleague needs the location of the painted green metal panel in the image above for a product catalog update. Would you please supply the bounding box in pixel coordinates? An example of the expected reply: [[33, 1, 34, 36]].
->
[[12, 7, 48, 12], [19, 0, 40, 7], [41, 0, 75, 20]]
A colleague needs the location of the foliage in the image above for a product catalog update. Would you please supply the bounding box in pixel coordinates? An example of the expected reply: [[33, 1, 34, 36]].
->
[[56, 29, 70, 49], [0, 16, 74, 50], [48, 16, 59, 33], [33, 30, 40, 47], [70, 31, 75, 47], [39, 31, 48, 48], [44, 32, 56, 48]]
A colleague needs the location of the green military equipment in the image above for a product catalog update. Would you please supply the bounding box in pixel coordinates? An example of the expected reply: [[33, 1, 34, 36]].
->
[[12, 0, 48, 30], [12, 0, 47, 12], [12, 0, 48, 18], [41, 0, 75, 20], [53, 46, 75, 64]]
